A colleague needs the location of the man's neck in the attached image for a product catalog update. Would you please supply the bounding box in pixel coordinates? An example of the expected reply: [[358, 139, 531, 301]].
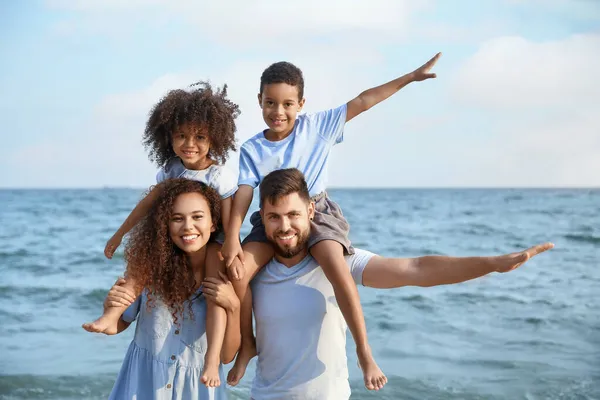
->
[[274, 248, 309, 268]]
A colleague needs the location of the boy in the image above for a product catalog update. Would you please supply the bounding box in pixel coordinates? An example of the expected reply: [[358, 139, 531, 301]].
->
[[222, 53, 441, 390]]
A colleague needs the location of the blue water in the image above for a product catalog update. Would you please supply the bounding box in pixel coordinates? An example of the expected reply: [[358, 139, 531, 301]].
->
[[1, 188, 599, 399]]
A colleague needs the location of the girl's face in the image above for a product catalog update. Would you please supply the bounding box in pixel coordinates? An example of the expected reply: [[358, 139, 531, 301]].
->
[[171, 123, 211, 170], [169, 192, 215, 254]]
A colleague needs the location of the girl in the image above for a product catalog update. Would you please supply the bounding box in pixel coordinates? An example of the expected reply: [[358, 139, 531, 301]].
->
[[83, 82, 239, 387]]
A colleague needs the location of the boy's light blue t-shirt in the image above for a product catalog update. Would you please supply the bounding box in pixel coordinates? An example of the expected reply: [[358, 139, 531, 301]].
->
[[238, 104, 347, 197]]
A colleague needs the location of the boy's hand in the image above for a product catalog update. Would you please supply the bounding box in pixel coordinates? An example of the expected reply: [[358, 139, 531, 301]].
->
[[221, 237, 246, 269], [103, 277, 137, 310], [105, 234, 123, 259], [411, 52, 442, 82]]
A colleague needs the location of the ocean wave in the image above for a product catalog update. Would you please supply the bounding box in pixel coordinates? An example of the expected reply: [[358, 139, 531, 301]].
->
[[79, 288, 110, 309], [0, 285, 81, 304], [0, 249, 32, 258], [349, 375, 504, 400], [444, 292, 528, 305], [504, 194, 523, 202], [564, 234, 600, 245], [0, 374, 114, 400], [511, 316, 547, 326], [0, 309, 35, 324]]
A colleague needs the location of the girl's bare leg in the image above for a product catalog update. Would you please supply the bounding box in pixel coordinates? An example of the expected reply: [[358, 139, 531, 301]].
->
[[202, 243, 226, 388], [82, 276, 138, 335]]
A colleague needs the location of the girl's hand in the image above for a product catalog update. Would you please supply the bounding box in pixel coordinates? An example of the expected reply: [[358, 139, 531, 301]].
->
[[202, 271, 240, 313], [104, 277, 137, 310], [105, 234, 123, 259], [220, 237, 245, 278], [225, 256, 245, 281]]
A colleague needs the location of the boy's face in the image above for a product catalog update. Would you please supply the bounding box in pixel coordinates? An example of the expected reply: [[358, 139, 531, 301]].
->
[[258, 83, 305, 137], [171, 123, 211, 169]]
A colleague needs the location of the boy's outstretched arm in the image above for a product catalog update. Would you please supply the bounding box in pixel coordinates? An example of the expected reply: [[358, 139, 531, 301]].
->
[[221, 185, 254, 270], [345, 52, 441, 122], [104, 185, 162, 259]]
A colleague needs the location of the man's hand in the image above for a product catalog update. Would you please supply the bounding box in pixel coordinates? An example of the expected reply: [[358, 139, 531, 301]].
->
[[104, 234, 123, 259], [103, 277, 137, 311], [203, 271, 240, 312], [411, 52, 441, 82], [494, 242, 554, 273]]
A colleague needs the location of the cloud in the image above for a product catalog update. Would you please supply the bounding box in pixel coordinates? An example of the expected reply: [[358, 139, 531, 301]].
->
[[451, 34, 600, 109], [445, 33, 600, 187], [45, 0, 432, 46]]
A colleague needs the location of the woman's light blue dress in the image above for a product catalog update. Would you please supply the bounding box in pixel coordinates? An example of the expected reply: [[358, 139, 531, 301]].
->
[[109, 289, 227, 400]]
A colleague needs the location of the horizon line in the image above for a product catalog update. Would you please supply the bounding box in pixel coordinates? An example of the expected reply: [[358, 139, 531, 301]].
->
[[1, 186, 598, 190]]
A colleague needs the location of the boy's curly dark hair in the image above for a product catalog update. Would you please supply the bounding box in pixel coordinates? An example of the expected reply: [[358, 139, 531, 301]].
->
[[143, 81, 240, 168], [124, 178, 221, 323], [260, 62, 304, 100]]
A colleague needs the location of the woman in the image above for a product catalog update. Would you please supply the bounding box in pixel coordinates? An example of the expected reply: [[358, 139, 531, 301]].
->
[[103, 178, 241, 399]]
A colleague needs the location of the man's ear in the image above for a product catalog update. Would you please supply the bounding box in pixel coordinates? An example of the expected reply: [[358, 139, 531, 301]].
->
[[308, 201, 315, 220]]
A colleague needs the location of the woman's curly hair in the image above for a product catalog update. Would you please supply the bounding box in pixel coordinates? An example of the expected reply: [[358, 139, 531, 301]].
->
[[124, 178, 221, 323], [143, 81, 240, 168]]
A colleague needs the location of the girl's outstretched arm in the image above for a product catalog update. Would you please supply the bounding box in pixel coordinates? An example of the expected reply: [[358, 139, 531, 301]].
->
[[104, 185, 162, 259]]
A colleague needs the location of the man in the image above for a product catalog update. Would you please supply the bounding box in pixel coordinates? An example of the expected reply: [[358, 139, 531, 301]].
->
[[243, 168, 553, 399]]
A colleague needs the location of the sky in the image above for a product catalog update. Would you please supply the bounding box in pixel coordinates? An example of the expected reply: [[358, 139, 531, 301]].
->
[[1, 0, 599, 188]]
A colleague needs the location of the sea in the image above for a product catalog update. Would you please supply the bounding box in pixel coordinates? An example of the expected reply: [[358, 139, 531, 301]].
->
[[1, 188, 598, 399]]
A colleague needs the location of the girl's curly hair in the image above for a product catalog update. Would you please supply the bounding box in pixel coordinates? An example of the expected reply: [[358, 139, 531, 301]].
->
[[124, 178, 221, 323], [143, 81, 240, 168]]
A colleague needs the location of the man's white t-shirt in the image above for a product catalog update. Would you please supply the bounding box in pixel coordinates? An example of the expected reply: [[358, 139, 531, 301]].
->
[[250, 249, 375, 400]]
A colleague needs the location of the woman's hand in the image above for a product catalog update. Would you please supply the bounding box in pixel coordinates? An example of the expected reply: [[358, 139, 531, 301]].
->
[[202, 271, 240, 313], [104, 277, 137, 310]]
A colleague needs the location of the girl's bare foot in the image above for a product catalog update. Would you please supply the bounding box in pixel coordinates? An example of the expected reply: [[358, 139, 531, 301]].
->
[[81, 312, 120, 335], [201, 356, 221, 388], [226, 340, 256, 386], [357, 346, 387, 391]]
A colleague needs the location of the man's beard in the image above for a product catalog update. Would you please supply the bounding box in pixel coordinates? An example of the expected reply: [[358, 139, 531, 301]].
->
[[269, 228, 310, 259]]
